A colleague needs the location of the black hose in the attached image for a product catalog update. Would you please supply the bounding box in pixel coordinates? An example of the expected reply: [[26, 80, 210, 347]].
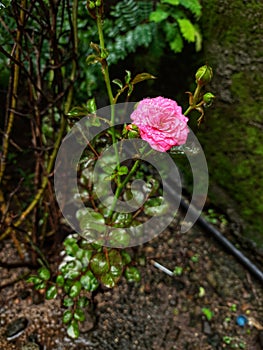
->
[[179, 196, 263, 285]]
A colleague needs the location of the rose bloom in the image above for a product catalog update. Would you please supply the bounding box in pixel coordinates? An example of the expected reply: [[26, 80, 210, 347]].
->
[[130, 96, 189, 152]]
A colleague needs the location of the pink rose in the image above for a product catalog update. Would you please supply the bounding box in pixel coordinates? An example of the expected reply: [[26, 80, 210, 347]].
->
[[130, 97, 189, 152]]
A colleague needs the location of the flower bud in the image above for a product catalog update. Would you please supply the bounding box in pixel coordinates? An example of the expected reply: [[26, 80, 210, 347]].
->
[[203, 92, 215, 107], [124, 124, 140, 139], [195, 65, 213, 86]]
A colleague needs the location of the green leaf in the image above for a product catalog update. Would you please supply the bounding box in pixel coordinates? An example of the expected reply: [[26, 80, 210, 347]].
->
[[177, 18, 196, 42], [60, 260, 82, 280], [111, 212, 133, 228], [63, 297, 74, 307], [144, 197, 169, 216], [121, 250, 132, 265], [80, 270, 99, 291], [26, 276, 42, 285], [125, 266, 141, 283], [80, 250, 93, 267], [86, 97, 97, 113], [46, 285, 58, 300], [63, 310, 73, 324], [74, 308, 86, 322], [77, 296, 89, 308], [34, 282, 47, 290], [100, 273, 116, 288], [69, 281, 82, 298], [131, 73, 156, 85], [124, 70, 131, 84], [202, 307, 214, 321], [77, 208, 106, 234], [112, 79, 123, 89], [67, 320, 80, 339], [149, 9, 169, 22], [161, 0, 179, 4], [56, 275, 65, 287], [108, 228, 131, 247], [90, 252, 110, 275], [67, 106, 89, 117], [117, 165, 128, 175], [37, 267, 51, 281]]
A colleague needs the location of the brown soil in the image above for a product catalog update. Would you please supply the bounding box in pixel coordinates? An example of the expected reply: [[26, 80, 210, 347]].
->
[[0, 214, 263, 350]]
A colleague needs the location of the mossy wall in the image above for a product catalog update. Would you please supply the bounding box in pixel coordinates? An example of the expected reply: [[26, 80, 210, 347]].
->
[[198, 0, 263, 246]]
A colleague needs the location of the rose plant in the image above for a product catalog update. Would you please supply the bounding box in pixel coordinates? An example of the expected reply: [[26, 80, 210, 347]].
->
[[27, 0, 214, 339]]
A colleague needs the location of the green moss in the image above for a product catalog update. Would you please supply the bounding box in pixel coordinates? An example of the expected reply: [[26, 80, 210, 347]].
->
[[197, 0, 263, 246]]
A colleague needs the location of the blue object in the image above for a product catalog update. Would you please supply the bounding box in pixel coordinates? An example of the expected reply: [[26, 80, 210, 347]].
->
[[236, 315, 248, 327]]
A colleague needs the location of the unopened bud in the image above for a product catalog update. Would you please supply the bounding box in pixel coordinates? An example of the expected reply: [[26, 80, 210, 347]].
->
[[124, 124, 140, 139], [195, 65, 213, 86], [203, 92, 215, 107]]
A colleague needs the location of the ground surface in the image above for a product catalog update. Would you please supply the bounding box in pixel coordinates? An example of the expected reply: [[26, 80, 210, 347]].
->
[[0, 213, 263, 350]]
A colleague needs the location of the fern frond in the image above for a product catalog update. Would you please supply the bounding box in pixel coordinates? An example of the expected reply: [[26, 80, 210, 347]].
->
[[177, 18, 196, 42], [179, 0, 202, 17]]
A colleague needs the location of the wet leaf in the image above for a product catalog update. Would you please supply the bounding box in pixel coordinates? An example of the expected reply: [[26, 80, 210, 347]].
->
[[112, 79, 123, 89], [108, 228, 131, 247], [144, 197, 169, 216], [56, 275, 65, 287], [86, 97, 97, 113], [63, 310, 73, 324], [111, 212, 133, 228], [77, 208, 106, 234], [100, 272, 116, 288], [26, 276, 42, 285], [37, 267, 51, 281], [121, 250, 132, 265], [125, 266, 141, 283], [74, 308, 86, 322], [77, 296, 89, 308], [63, 297, 74, 307], [69, 281, 82, 298], [34, 282, 47, 290], [67, 320, 80, 339], [46, 285, 58, 300], [90, 252, 110, 275], [131, 72, 157, 85], [80, 270, 99, 291]]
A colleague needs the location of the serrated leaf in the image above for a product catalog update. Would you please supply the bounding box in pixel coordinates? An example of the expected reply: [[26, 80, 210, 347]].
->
[[125, 266, 141, 283], [108, 228, 131, 248], [177, 18, 196, 42], [90, 252, 110, 275], [112, 79, 123, 89], [149, 9, 169, 22], [100, 273, 116, 288], [131, 73, 157, 85], [162, 0, 180, 4], [63, 310, 73, 324], [67, 320, 80, 339], [46, 285, 58, 300]]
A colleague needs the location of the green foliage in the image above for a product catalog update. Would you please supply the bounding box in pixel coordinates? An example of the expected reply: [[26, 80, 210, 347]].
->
[[149, 0, 202, 53], [27, 235, 141, 338]]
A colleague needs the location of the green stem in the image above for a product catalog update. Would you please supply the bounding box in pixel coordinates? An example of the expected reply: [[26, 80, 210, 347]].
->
[[107, 158, 141, 219], [184, 84, 202, 116], [96, 9, 120, 173]]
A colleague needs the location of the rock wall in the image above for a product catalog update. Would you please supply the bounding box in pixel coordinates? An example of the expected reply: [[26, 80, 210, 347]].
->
[[198, 0, 263, 246]]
